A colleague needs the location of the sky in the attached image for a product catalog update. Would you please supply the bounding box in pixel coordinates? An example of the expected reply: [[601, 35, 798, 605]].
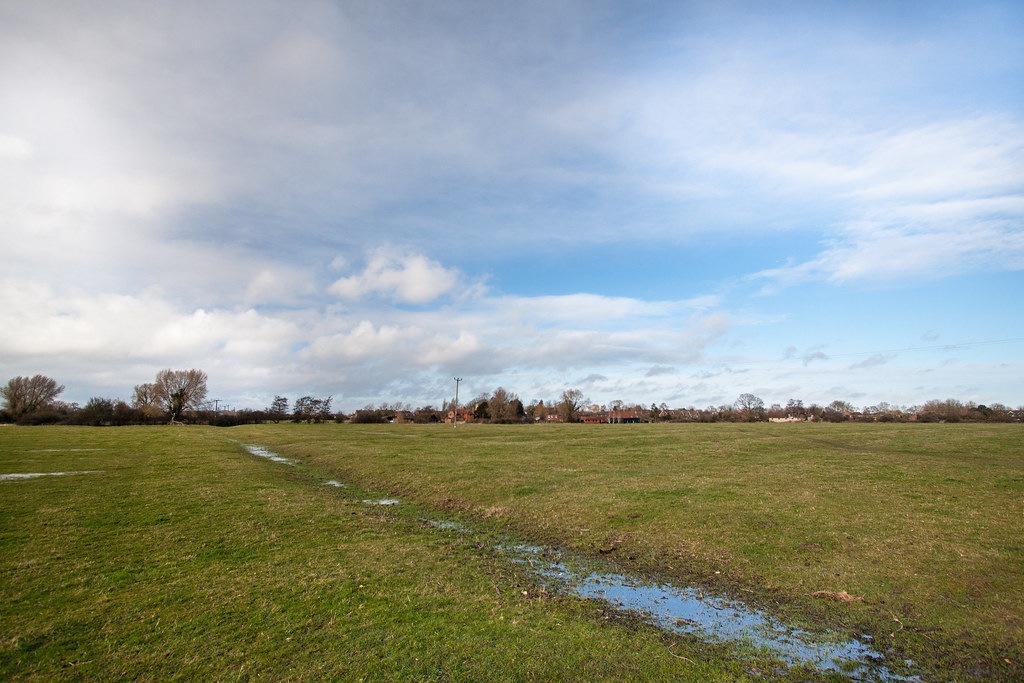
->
[[1, 0, 1023, 413]]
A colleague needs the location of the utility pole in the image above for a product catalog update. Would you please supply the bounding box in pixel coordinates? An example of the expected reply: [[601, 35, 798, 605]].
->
[[453, 377, 462, 428]]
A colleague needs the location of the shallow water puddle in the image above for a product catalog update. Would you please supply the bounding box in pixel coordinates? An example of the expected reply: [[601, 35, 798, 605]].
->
[[539, 560, 907, 679], [243, 444, 295, 465], [437, 522, 916, 681], [244, 445, 916, 680], [0, 470, 102, 481]]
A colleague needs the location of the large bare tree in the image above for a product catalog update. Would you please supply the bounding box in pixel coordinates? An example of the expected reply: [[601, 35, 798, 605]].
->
[[152, 369, 208, 423], [734, 393, 765, 421], [488, 387, 524, 423], [1, 375, 64, 418], [559, 388, 586, 423]]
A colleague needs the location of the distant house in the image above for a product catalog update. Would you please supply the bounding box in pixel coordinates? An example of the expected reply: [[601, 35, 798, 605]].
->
[[579, 411, 608, 424], [444, 408, 475, 424], [609, 409, 644, 424]]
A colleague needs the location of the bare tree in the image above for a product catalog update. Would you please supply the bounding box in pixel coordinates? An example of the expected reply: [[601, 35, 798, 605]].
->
[[293, 396, 334, 423], [152, 369, 208, 423], [131, 382, 155, 408], [559, 388, 586, 423], [130, 382, 165, 421], [1, 375, 65, 418], [785, 398, 805, 419], [525, 399, 550, 422], [489, 387, 524, 423], [734, 393, 765, 421], [269, 396, 289, 423], [293, 396, 315, 422], [824, 399, 855, 422], [315, 396, 333, 423]]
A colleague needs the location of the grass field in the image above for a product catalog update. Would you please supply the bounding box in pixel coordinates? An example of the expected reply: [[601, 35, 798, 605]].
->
[[2, 423, 1021, 681]]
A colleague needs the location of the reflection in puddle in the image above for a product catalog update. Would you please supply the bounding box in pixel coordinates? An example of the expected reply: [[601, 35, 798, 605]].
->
[[0, 471, 102, 481], [244, 444, 294, 465], [241, 445, 915, 680], [555, 566, 902, 679], [435, 521, 916, 681]]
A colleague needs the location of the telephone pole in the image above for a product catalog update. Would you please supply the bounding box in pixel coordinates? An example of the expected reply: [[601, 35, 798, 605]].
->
[[453, 377, 462, 428]]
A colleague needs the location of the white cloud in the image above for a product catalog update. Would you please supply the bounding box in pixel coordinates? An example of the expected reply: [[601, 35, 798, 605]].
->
[[0, 3, 1020, 411], [742, 117, 1024, 287], [303, 321, 418, 362], [329, 247, 461, 303], [0, 134, 33, 159], [0, 281, 299, 363], [0, 259, 738, 408]]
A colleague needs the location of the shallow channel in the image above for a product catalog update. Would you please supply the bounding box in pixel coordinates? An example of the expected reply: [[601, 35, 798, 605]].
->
[[243, 444, 295, 465], [444, 525, 916, 682], [243, 443, 919, 681], [0, 470, 103, 481]]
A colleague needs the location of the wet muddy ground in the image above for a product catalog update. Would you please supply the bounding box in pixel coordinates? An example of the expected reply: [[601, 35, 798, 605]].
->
[[245, 443, 921, 681]]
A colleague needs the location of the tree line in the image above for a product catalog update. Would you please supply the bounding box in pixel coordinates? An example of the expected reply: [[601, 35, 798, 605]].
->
[[2, 373, 1021, 425], [0, 370, 208, 425]]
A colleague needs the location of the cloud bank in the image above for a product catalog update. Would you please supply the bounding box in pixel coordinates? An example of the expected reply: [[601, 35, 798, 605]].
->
[[1, 1, 1021, 410]]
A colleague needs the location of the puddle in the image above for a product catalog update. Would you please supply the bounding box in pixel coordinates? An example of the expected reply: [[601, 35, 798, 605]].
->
[[500, 545, 916, 681], [243, 444, 294, 465], [323, 480, 347, 488], [240, 446, 916, 680], [426, 519, 473, 534], [428, 519, 915, 681], [0, 471, 102, 481]]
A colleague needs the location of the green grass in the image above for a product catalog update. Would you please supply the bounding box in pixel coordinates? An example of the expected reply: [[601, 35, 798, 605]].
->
[[225, 421, 1024, 681], [1, 426, 808, 682]]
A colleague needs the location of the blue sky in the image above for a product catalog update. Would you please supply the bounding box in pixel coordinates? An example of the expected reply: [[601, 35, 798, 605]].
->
[[1, 0, 1022, 412]]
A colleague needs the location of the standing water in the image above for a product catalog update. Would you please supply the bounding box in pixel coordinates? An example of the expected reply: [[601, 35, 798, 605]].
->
[[243, 443, 917, 681]]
